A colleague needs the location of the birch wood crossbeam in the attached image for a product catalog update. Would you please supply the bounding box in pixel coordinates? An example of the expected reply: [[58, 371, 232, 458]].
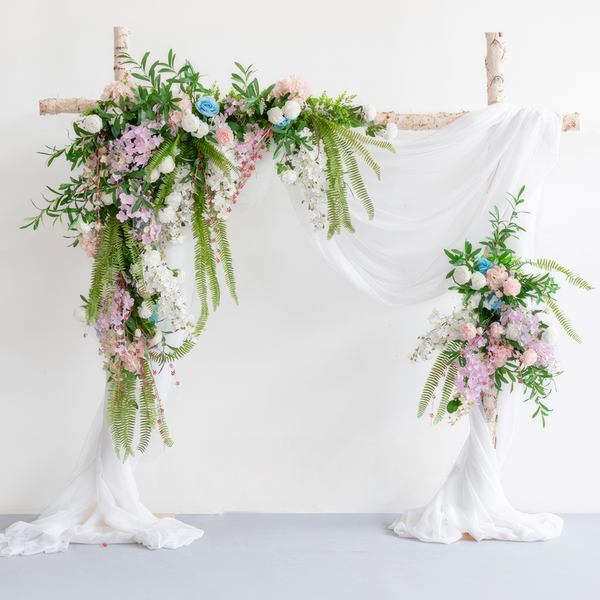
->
[[375, 110, 580, 132]]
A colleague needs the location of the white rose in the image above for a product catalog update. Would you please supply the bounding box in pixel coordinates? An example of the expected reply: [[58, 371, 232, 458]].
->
[[363, 104, 377, 122], [267, 107, 285, 125], [505, 323, 521, 341], [280, 170, 298, 185], [81, 114, 103, 134], [181, 110, 201, 133], [158, 206, 176, 223], [144, 250, 162, 267], [383, 123, 398, 141], [138, 301, 153, 319], [100, 192, 114, 206], [470, 271, 487, 290], [282, 100, 301, 120], [149, 330, 163, 347], [148, 169, 160, 183], [453, 265, 471, 285], [158, 155, 175, 174], [165, 192, 183, 209], [134, 328, 142, 338], [73, 307, 87, 322], [543, 327, 559, 345], [191, 121, 210, 139]]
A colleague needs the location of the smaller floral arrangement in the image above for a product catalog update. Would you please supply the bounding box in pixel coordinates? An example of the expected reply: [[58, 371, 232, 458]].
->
[[414, 187, 593, 428]]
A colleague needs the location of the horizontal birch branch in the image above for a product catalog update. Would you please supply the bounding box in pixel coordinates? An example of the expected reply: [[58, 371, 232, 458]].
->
[[376, 110, 580, 132], [39, 97, 98, 116]]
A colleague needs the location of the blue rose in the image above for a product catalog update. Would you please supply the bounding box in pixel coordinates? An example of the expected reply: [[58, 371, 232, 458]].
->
[[274, 118, 291, 128], [484, 292, 503, 311], [195, 96, 220, 117], [475, 257, 494, 274]]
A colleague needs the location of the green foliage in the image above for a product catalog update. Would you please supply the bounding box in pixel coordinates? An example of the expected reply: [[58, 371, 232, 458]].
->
[[192, 138, 238, 178], [417, 341, 462, 418], [546, 298, 582, 344], [514, 259, 594, 291], [107, 369, 138, 461], [145, 138, 178, 180], [434, 363, 458, 424], [137, 367, 158, 454], [215, 219, 238, 304]]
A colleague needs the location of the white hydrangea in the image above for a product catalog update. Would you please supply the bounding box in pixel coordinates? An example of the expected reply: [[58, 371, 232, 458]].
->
[[280, 170, 298, 185], [467, 292, 482, 311], [156, 166, 196, 243], [165, 191, 183, 209]]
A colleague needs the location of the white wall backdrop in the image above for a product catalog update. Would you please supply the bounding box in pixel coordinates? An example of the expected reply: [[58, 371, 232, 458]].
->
[[1, 0, 598, 514]]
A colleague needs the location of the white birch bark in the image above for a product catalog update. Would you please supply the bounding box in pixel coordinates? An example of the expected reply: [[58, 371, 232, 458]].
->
[[485, 32, 506, 105], [482, 387, 500, 449], [113, 26, 131, 82], [39, 98, 98, 116], [374, 111, 468, 130]]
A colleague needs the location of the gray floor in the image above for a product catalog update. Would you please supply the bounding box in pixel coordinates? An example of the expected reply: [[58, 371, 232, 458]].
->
[[0, 514, 598, 600]]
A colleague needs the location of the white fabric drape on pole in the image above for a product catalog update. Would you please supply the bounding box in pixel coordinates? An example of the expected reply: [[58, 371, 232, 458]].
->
[[288, 104, 562, 306], [0, 229, 204, 556], [287, 103, 564, 543]]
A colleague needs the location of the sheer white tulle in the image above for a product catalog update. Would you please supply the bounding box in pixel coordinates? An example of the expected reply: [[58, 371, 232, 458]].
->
[[0, 230, 204, 556], [1, 103, 563, 554], [287, 103, 564, 543]]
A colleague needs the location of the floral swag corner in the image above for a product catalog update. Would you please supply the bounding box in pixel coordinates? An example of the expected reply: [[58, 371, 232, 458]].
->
[[25, 50, 397, 459]]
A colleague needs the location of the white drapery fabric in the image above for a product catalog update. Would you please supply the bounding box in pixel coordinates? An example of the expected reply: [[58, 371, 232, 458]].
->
[[287, 103, 564, 543], [287, 104, 562, 306], [0, 230, 204, 556]]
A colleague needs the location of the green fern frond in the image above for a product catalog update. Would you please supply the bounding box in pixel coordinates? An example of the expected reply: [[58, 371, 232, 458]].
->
[[106, 369, 138, 461], [515, 258, 594, 291], [546, 298, 582, 344], [215, 219, 238, 304], [156, 402, 174, 449], [155, 169, 177, 205], [417, 341, 462, 418], [192, 138, 238, 178], [137, 365, 158, 454], [145, 138, 177, 180], [434, 363, 458, 424]]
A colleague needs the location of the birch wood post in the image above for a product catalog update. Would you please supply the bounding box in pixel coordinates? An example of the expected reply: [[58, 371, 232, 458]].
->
[[39, 98, 98, 116], [485, 32, 506, 105], [483, 387, 500, 448], [113, 26, 130, 82]]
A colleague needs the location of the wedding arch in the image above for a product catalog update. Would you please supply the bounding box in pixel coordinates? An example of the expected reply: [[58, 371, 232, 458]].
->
[[0, 27, 581, 555]]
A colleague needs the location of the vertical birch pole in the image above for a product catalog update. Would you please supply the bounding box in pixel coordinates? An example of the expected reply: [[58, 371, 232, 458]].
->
[[485, 32, 505, 105], [113, 26, 130, 82]]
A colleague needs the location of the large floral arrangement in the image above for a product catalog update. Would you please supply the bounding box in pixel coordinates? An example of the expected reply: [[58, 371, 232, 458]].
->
[[414, 187, 593, 428], [24, 51, 395, 460]]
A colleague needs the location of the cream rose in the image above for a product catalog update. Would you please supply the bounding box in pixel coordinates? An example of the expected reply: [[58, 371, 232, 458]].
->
[[505, 322, 520, 341], [165, 191, 183, 209], [191, 121, 210, 139], [453, 265, 471, 285], [470, 271, 486, 290], [363, 104, 377, 122], [542, 327, 559, 345], [383, 123, 398, 141], [181, 110, 201, 133], [158, 155, 175, 174], [267, 107, 285, 125], [282, 100, 301, 120], [81, 114, 103, 134]]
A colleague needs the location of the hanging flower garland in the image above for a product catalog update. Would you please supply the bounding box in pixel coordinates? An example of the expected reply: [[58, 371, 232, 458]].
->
[[413, 187, 593, 427], [25, 50, 395, 459]]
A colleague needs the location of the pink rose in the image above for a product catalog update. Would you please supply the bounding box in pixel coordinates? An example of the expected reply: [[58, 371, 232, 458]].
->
[[489, 322, 505, 339], [521, 348, 538, 367], [492, 345, 511, 368], [100, 79, 137, 102], [121, 350, 141, 374], [486, 265, 508, 291], [272, 74, 311, 107], [80, 231, 98, 258], [216, 126, 234, 146], [504, 278, 522, 297], [460, 323, 477, 341]]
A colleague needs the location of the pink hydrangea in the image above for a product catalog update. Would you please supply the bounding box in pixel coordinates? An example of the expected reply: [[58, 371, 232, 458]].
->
[[168, 94, 193, 131], [80, 231, 98, 258], [100, 79, 137, 102], [272, 75, 310, 106]]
